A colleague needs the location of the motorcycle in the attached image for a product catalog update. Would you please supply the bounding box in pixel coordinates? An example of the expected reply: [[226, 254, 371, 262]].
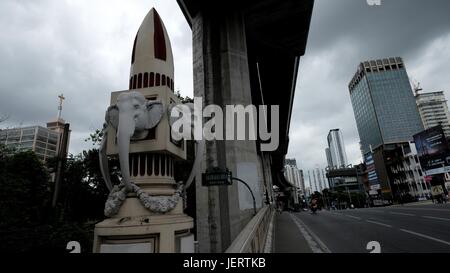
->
[[311, 204, 318, 214]]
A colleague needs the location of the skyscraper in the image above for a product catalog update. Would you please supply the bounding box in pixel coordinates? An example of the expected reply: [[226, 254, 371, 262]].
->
[[284, 158, 305, 193], [325, 148, 332, 167], [326, 129, 348, 168], [349, 57, 424, 155], [285, 158, 298, 168], [415, 90, 450, 138], [349, 57, 425, 203]]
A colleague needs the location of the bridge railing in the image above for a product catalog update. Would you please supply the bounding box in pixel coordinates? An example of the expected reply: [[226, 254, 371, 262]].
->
[[225, 205, 275, 253]]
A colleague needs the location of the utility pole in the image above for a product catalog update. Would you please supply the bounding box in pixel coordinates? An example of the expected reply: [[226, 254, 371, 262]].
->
[[347, 186, 353, 207]]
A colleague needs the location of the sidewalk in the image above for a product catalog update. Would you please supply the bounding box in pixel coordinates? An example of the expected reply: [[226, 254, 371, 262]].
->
[[274, 212, 312, 253], [390, 200, 433, 207]]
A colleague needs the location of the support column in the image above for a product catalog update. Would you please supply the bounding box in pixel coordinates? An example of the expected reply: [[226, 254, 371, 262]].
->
[[192, 9, 263, 253]]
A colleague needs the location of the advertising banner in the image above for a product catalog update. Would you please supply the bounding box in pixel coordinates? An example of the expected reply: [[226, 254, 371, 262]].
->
[[413, 126, 450, 176], [365, 153, 381, 190]]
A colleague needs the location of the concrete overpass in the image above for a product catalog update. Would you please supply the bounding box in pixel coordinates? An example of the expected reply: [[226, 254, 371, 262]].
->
[[177, 0, 314, 252]]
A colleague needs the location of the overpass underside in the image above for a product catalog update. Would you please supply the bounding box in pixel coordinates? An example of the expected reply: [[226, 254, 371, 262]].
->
[[178, 0, 314, 252]]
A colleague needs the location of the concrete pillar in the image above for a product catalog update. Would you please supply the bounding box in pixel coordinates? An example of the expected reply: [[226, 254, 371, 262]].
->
[[192, 10, 263, 253]]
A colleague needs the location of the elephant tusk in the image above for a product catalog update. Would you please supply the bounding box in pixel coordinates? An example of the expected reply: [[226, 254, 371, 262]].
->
[[185, 139, 205, 190], [99, 124, 113, 192]]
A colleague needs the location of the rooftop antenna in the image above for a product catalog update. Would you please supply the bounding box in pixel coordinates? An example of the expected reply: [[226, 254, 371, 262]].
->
[[413, 80, 422, 96], [57, 93, 65, 120]]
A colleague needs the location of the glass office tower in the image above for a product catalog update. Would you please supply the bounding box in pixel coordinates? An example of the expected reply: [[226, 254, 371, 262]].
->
[[349, 57, 424, 155]]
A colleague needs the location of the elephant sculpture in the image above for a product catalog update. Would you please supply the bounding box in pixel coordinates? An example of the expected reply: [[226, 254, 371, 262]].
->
[[99, 91, 164, 192], [99, 91, 205, 216]]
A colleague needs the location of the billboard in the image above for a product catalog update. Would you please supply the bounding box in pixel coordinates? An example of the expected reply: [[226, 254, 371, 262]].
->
[[364, 153, 381, 192], [413, 125, 450, 176]]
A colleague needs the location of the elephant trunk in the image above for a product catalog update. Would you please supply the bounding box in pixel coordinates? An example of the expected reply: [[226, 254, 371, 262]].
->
[[117, 112, 136, 192]]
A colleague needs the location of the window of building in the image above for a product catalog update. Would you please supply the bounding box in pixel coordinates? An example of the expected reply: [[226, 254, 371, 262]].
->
[[47, 143, 57, 151], [20, 141, 33, 148], [22, 129, 35, 135], [35, 147, 46, 155], [36, 141, 47, 149], [133, 75, 137, 89], [46, 151, 56, 158], [8, 136, 20, 142], [48, 137, 57, 145], [36, 135, 47, 143], [162, 75, 166, 86]]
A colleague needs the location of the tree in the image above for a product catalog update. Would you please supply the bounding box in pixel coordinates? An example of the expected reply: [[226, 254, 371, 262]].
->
[[0, 134, 120, 252], [176, 90, 194, 104], [0, 150, 54, 252]]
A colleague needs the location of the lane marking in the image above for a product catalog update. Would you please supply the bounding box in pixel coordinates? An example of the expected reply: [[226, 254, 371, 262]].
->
[[290, 214, 332, 253], [365, 210, 385, 213], [389, 212, 415, 217], [400, 229, 450, 246], [393, 208, 450, 212], [346, 215, 362, 220], [423, 216, 450, 222], [366, 220, 392, 228]]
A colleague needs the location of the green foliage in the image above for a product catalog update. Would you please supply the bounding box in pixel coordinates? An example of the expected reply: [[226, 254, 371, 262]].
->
[[0, 140, 117, 252], [85, 129, 103, 146], [176, 90, 194, 104]]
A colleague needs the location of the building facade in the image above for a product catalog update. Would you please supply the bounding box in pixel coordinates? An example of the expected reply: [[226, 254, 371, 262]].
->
[[284, 160, 306, 196], [325, 147, 332, 168], [349, 57, 424, 155], [326, 129, 348, 168], [326, 165, 367, 208], [416, 91, 450, 138], [0, 119, 70, 162], [349, 57, 425, 203], [309, 168, 329, 193], [398, 142, 431, 200]]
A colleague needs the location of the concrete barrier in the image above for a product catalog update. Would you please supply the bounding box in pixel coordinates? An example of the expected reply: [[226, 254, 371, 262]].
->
[[225, 206, 275, 253]]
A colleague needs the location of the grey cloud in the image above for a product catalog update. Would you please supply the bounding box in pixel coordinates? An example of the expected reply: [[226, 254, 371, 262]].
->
[[1, 0, 450, 187], [289, 0, 450, 187], [0, 0, 193, 155]]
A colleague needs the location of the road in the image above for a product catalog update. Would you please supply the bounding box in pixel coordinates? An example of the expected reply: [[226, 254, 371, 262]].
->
[[286, 203, 450, 253]]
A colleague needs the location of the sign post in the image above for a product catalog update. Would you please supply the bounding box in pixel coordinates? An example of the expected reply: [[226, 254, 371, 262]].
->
[[202, 168, 233, 187], [202, 167, 257, 215]]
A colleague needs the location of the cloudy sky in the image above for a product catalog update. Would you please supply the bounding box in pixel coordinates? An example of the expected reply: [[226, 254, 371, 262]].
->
[[1, 0, 450, 187]]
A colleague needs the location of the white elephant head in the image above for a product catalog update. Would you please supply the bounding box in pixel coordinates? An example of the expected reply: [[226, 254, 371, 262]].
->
[[99, 91, 164, 192]]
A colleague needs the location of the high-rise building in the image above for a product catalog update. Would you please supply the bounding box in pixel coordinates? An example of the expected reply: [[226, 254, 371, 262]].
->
[[309, 168, 328, 192], [284, 158, 305, 194], [0, 118, 70, 162], [415, 90, 450, 138], [325, 148, 332, 167], [327, 129, 348, 168], [349, 57, 424, 155], [285, 158, 298, 168]]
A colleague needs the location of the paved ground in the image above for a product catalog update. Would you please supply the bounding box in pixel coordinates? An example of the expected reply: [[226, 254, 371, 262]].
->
[[275, 203, 450, 253]]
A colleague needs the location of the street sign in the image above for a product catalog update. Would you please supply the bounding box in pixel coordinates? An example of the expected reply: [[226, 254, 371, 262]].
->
[[202, 168, 232, 186]]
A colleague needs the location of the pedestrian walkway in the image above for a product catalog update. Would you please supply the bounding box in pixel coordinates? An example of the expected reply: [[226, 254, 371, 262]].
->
[[274, 212, 312, 253], [390, 200, 433, 207]]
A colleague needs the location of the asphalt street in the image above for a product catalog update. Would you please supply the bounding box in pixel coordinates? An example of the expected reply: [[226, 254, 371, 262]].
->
[[277, 203, 450, 253]]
